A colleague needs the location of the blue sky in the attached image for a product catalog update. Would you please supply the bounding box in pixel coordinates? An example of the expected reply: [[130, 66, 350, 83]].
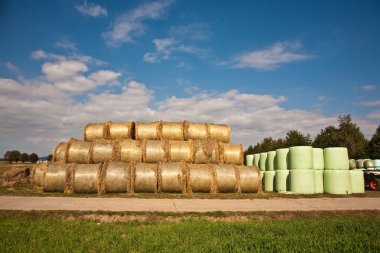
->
[[0, 0, 379, 156]]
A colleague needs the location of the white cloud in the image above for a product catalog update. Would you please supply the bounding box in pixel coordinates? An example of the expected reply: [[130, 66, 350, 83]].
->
[[31, 50, 66, 61], [367, 110, 380, 119], [55, 40, 77, 51], [31, 49, 107, 66], [361, 85, 376, 91], [356, 100, 380, 107], [4, 62, 19, 74], [103, 0, 173, 46], [89, 70, 121, 85], [75, 1, 107, 17], [169, 23, 211, 41], [230, 41, 311, 70], [42, 60, 88, 82]]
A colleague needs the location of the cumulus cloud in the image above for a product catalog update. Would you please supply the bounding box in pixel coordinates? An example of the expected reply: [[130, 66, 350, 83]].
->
[[229, 41, 311, 70], [31, 49, 107, 66], [42, 60, 88, 82], [75, 1, 107, 17], [103, 0, 173, 46]]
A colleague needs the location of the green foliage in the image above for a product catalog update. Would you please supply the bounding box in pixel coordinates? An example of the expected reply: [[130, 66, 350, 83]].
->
[[29, 153, 39, 163], [367, 125, 380, 159], [6, 150, 21, 163], [47, 154, 53, 162], [20, 153, 29, 163], [284, 130, 312, 147]]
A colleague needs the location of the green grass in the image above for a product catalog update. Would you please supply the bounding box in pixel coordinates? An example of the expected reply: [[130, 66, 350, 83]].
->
[[0, 211, 379, 252]]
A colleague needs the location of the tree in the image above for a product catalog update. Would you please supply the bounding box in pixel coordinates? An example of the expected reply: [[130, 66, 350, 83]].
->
[[29, 153, 39, 163], [284, 130, 312, 147], [367, 125, 380, 159], [47, 154, 53, 161], [4, 151, 11, 162], [20, 153, 29, 163], [313, 126, 340, 148], [9, 150, 21, 163]]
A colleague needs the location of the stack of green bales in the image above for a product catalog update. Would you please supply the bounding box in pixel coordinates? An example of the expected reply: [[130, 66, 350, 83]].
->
[[289, 146, 316, 194], [313, 148, 324, 194], [324, 148, 352, 194], [274, 148, 289, 192], [375, 160, 380, 170], [263, 151, 276, 192], [364, 159, 375, 170]]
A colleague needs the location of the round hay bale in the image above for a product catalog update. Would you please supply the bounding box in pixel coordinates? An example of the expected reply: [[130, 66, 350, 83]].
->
[[44, 163, 72, 192], [168, 140, 193, 163], [32, 163, 48, 187], [105, 162, 131, 193], [161, 121, 185, 141], [188, 164, 215, 193], [356, 159, 365, 169], [193, 140, 219, 164], [259, 152, 267, 171], [215, 164, 238, 193], [274, 170, 289, 193], [219, 143, 243, 165], [313, 148, 324, 170], [135, 121, 161, 140], [350, 170, 365, 194], [83, 122, 109, 141], [92, 141, 114, 163], [246, 154, 254, 166], [208, 124, 230, 143], [323, 147, 349, 170], [52, 142, 68, 162], [143, 140, 168, 163], [253, 154, 260, 167], [238, 166, 261, 193], [158, 162, 186, 193], [289, 169, 316, 194], [109, 122, 134, 140], [133, 163, 158, 193], [375, 159, 380, 169], [184, 122, 209, 140], [314, 170, 324, 194], [364, 159, 375, 169], [264, 171, 276, 192], [120, 140, 143, 163], [323, 170, 351, 195], [67, 139, 92, 164], [74, 164, 102, 194], [276, 148, 289, 170], [349, 159, 357, 170], [289, 146, 313, 170], [266, 151, 276, 171]]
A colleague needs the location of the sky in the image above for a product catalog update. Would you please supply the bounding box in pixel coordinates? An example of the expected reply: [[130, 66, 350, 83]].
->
[[0, 0, 379, 157]]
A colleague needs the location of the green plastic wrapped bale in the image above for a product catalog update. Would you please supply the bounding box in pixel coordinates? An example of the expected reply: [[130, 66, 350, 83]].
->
[[356, 159, 365, 169], [263, 171, 275, 192], [349, 159, 357, 170], [266, 151, 276, 171], [259, 152, 267, 171], [324, 147, 349, 170], [364, 159, 375, 169], [313, 148, 324, 170], [289, 146, 313, 170], [276, 148, 289, 170], [350, 170, 365, 194], [289, 170, 315, 194], [314, 170, 324, 194], [246, 154, 254, 166], [253, 154, 260, 167], [323, 170, 351, 195], [274, 170, 289, 193], [375, 160, 380, 170]]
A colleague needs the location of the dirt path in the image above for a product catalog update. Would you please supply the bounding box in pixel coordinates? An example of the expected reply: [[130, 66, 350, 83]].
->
[[1, 196, 380, 212]]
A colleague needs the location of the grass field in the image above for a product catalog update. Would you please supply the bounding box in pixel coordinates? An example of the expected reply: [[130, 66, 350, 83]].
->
[[0, 211, 379, 252]]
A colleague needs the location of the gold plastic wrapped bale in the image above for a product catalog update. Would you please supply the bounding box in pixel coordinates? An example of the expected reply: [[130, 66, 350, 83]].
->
[[215, 164, 238, 193], [193, 140, 219, 164], [168, 140, 193, 163], [74, 164, 102, 194], [208, 123, 230, 143], [109, 122, 134, 140], [105, 162, 131, 193], [67, 139, 92, 164], [44, 163, 72, 193], [92, 141, 114, 163], [31, 163, 48, 187], [239, 166, 261, 193], [161, 121, 185, 141], [133, 163, 158, 193], [135, 121, 161, 140], [158, 162, 187, 193], [52, 142, 68, 162], [219, 143, 243, 165], [143, 140, 168, 163], [187, 164, 216, 193], [83, 122, 109, 141], [120, 140, 143, 163], [184, 122, 209, 140]]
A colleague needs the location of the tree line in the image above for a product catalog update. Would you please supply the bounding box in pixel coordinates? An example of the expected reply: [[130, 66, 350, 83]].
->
[[3, 150, 42, 163], [245, 114, 380, 160]]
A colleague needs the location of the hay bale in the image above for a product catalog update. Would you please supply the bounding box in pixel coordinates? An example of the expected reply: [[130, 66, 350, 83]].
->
[[161, 121, 185, 140], [143, 140, 168, 163], [120, 140, 143, 163], [109, 122, 134, 140], [349, 159, 357, 170], [187, 164, 215, 193], [74, 164, 102, 194], [31, 163, 48, 187], [83, 122, 109, 141], [105, 162, 131, 193], [2, 166, 30, 187], [92, 141, 114, 163], [67, 139, 92, 164], [184, 122, 209, 140], [215, 164, 238, 193], [52, 142, 68, 162], [208, 124, 230, 143], [168, 140, 193, 163], [264, 171, 276, 192], [323, 147, 349, 170], [158, 162, 187, 193], [135, 121, 161, 140], [219, 143, 243, 165], [133, 163, 158, 193], [44, 163, 72, 192], [193, 140, 219, 164], [238, 166, 261, 193]]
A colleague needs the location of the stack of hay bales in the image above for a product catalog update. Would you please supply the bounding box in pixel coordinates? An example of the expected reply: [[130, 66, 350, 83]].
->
[[274, 148, 289, 193], [33, 120, 261, 195]]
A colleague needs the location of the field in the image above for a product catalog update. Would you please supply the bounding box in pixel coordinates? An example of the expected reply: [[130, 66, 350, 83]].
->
[[0, 210, 379, 252]]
